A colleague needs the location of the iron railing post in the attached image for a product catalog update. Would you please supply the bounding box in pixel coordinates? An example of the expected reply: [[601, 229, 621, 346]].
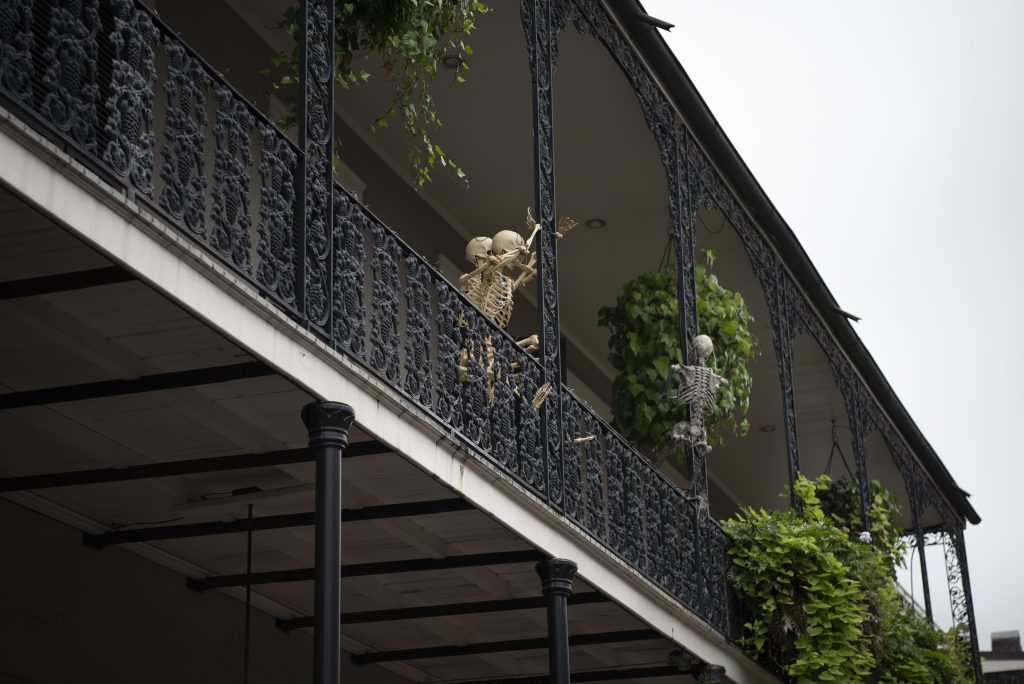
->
[[297, 0, 334, 332], [524, 0, 564, 509]]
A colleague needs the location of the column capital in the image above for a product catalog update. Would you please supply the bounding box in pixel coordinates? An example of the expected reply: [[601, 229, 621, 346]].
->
[[693, 664, 726, 684], [302, 401, 354, 450], [535, 558, 577, 597]]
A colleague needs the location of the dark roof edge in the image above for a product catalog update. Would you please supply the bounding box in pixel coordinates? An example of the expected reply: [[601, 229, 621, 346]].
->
[[609, 0, 980, 525]]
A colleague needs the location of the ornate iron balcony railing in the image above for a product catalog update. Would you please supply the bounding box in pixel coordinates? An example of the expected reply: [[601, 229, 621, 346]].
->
[[0, 0, 742, 644]]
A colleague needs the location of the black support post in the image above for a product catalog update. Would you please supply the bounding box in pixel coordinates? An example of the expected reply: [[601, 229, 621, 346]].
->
[[303, 401, 354, 684], [524, 0, 565, 508], [775, 267, 801, 509], [849, 402, 872, 532], [536, 558, 577, 684], [910, 488, 934, 622]]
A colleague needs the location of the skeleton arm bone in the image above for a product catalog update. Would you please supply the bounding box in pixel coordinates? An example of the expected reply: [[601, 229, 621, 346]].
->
[[459, 249, 523, 287], [524, 223, 542, 251], [511, 251, 537, 290]]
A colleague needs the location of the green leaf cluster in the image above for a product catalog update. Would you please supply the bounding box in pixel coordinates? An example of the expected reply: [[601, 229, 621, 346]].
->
[[818, 477, 906, 569], [724, 475, 973, 684], [596, 251, 756, 462], [272, 0, 488, 186]]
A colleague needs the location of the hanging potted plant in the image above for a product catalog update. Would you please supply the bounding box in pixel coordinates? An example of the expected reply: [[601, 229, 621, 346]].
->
[[271, 1, 489, 186], [597, 249, 755, 463]]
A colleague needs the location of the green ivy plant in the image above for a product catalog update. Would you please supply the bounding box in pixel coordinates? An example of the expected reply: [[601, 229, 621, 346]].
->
[[272, 1, 488, 186], [724, 475, 973, 684], [596, 250, 756, 463], [724, 475, 875, 683], [818, 477, 907, 569]]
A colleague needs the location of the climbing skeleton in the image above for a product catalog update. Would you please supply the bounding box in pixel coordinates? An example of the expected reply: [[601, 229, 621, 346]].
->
[[456, 209, 575, 408], [669, 334, 728, 453], [459, 208, 576, 353]]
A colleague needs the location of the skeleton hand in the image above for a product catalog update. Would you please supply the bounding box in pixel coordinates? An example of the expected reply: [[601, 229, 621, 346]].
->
[[517, 334, 539, 354]]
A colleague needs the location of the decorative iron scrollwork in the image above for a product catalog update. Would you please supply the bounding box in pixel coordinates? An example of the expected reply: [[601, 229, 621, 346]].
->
[[516, 356, 545, 493], [561, 392, 586, 525], [255, 125, 297, 308], [298, 0, 333, 329], [159, 40, 210, 236], [41, 0, 100, 153], [580, 407, 605, 540], [460, 309, 492, 451], [705, 521, 730, 634], [210, 86, 254, 270], [332, 191, 365, 358], [104, 0, 158, 195], [404, 255, 433, 407], [642, 466, 665, 580], [435, 283, 465, 433], [622, 448, 644, 566], [0, 0, 34, 106], [490, 336, 519, 472], [369, 223, 401, 383], [603, 430, 627, 557]]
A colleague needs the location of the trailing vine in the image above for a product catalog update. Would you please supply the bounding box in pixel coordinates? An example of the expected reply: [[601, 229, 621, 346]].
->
[[272, 1, 488, 186], [596, 250, 755, 463], [724, 475, 973, 684]]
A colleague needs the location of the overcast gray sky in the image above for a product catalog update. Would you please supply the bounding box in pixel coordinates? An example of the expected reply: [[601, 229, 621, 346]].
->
[[644, 0, 1024, 649]]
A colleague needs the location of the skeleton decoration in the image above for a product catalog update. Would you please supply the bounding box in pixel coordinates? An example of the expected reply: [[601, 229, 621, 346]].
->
[[459, 208, 576, 352], [669, 335, 728, 453], [453, 209, 574, 409]]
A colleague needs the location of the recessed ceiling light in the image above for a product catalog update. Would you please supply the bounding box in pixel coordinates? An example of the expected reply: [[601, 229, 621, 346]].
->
[[759, 424, 776, 433], [585, 218, 607, 229], [441, 55, 461, 70]]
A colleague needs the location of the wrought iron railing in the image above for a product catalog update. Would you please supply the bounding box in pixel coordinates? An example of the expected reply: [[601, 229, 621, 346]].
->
[[0, 0, 740, 642]]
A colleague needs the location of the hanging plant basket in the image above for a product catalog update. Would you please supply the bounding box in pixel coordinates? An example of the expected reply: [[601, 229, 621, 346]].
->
[[597, 249, 756, 463]]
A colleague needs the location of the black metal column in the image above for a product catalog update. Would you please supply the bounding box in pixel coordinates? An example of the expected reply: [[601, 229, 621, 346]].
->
[[523, 0, 564, 509], [679, 131, 707, 503], [536, 558, 577, 684], [951, 527, 984, 683], [909, 486, 934, 622], [302, 401, 354, 684], [776, 268, 801, 508], [849, 401, 871, 531]]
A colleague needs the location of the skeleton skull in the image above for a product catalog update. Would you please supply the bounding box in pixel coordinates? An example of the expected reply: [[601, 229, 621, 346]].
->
[[465, 236, 492, 267], [691, 334, 714, 363], [491, 230, 526, 264]]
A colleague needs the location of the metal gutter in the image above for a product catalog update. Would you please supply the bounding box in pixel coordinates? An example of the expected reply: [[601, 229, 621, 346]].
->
[[608, 0, 980, 525]]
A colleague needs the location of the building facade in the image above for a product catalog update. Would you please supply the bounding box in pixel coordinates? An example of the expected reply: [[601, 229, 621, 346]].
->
[[0, 0, 982, 682]]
